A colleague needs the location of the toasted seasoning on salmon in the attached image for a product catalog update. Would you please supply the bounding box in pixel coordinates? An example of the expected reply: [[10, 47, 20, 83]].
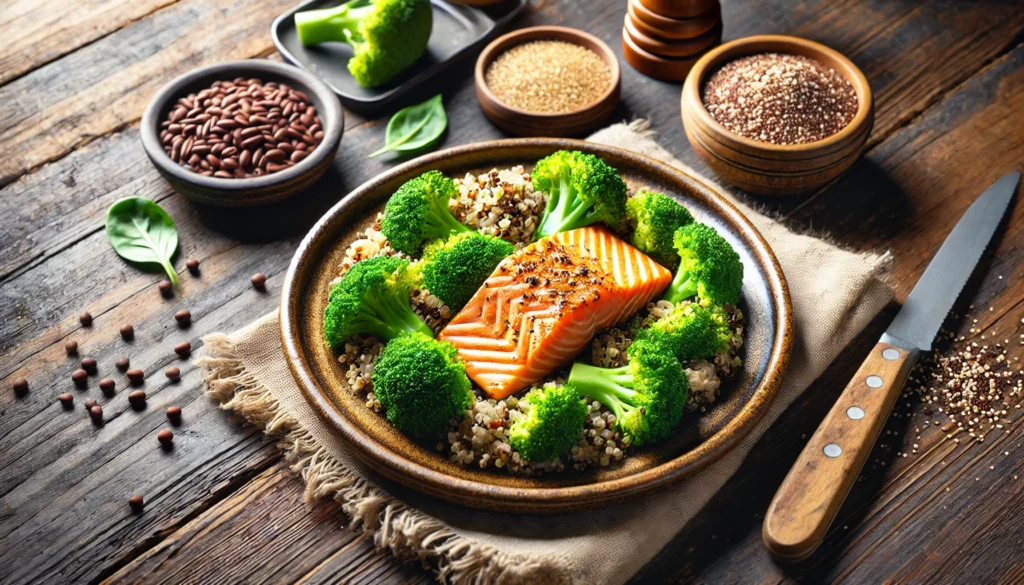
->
[[439, 227, 672, 399]]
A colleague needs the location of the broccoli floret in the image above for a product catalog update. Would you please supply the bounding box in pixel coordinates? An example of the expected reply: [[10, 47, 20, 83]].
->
[[626, 190, 695, 269], [420, 232, 514, 311], [323, 255, 432, 347], [565, 339, 688, 447], [372, 332, 474, 438], [509, 383, 587, 462], [380, 170, 470, 254], [662, 223, 743, 305], [295, 0, 432, 88], [635, 302, 730, 361], [533, 150, 628, 239]]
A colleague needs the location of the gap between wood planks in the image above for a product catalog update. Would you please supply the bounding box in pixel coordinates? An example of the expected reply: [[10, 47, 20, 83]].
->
[[783, 37, 1024, 222]]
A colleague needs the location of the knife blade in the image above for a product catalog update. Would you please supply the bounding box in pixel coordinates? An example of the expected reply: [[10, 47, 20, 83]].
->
[[886, 171, 1021, 352], [763, 171, 1020, 563]]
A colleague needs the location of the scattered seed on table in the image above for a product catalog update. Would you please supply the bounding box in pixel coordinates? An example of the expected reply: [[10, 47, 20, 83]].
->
[[84, 398, 98, 410], [165, 366, 181, 381], [166, 406, 182, 424], [99, 378, 116, 395], [157, 429, 174, 448], [79, 311, 93, 326], [89, 405, 103, 425], [116, 357, 130, 372], [13, 377, 29, 397], [158, 279, 173, 297], [159, 78, 323, 178], [128, 494, 144, 513], [251, 273, 267, 290], [59, 393, 74, 408], [175, 341, 192, 358], [120, 324, 135, 341], [175, 310, 192, 327], [65, 339, 79, 356], [128, 390, 147, 409], [186, 258, 200, 274], [72, 369, 89, 388], [127, 369, 145, 385], [81, 357, 98, 375]]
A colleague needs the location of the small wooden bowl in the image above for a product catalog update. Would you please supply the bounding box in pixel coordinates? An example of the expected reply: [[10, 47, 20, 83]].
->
[[639, 0, 719, 19], [624, 15, 722, 58], [681, 35, 874, 196], [140, 59, 343, 207], [474, 26, 621, 137], [622, 26, 704, 82], [628, 0, 720, 40]]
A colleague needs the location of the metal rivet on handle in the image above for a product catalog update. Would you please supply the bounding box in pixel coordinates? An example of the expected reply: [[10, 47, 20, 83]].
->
[[866, 375, 884, 388], [823, 444, 843, 458], [883, 348, 900, 360], [847, 406, 865, 420]]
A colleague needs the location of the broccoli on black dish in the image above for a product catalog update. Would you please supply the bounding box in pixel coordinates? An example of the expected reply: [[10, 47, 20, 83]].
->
[[532, 150, 628, 240], [380, 170, 470, 254], [323, 255, 431, 348], [626, 190, 694, 269], [635, 302, 732, 362], [294, 0, 432, 88], [372, 332, 474, 438], [565, 338, 688, 448], [662, 223, 743, 305], [419, 231, 514, 311], [508, 384, 588, 463]]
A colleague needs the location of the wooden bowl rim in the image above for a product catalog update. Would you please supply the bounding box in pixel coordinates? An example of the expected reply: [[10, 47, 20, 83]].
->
[[139, 59, 344, 197], [280, 138, 794, 512], [683, 106, 871, 170], [682, 35, 873, 155], [474, 25, 621, 121]]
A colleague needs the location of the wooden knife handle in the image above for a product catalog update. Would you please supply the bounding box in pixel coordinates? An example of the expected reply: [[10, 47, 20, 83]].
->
[[763, 340, 919, 562]]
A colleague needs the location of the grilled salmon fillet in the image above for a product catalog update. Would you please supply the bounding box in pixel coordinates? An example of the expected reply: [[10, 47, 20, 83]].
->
[[438, 227, 672, 399]]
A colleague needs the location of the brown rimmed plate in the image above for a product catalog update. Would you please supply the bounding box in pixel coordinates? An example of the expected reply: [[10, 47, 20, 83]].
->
[[280, 139, 792, 513]]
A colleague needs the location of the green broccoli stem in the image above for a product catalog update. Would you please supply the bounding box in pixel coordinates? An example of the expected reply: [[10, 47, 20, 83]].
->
[[568, 363, 639, 420], [295, 0, 374, 46], [425, 195, 471, 239], [663, 268, 697, 304], [536, 176, 580, 238], [365, 287, 433, 340]]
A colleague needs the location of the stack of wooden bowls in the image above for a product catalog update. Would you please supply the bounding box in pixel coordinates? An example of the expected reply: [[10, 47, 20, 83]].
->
[[622, 0, 723, 82]]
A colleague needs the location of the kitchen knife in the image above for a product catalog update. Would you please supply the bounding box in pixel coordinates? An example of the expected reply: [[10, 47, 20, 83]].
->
[[762, 171, 1021, 562]]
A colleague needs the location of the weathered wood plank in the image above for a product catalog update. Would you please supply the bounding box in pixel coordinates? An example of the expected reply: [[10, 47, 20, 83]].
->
[[0, 0, 179, 87], [104, 466, 433, 585]]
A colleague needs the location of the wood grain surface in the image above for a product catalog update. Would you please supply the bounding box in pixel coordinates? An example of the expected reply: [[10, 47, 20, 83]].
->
[[1, 0, 1023, 583]]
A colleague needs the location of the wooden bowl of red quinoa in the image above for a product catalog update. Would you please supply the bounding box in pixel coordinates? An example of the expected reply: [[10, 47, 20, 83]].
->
[[681, 35, 874, 196]]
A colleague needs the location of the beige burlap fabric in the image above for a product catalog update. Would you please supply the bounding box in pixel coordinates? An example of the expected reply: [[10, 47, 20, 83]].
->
[[199, 121, 892, 585]]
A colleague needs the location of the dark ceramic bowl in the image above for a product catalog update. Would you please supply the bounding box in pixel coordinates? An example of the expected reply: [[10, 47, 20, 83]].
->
[[140, 59, 343, 207], [281, 139, 793, 514]]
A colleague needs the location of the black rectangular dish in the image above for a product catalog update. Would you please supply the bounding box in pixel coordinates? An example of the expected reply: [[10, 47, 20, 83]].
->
[[272, 0, 528, 113]]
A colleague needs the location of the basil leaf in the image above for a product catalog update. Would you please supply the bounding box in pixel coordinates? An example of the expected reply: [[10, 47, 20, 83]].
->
[[369, 94, 447, 158], [105, 197, 180, 285]]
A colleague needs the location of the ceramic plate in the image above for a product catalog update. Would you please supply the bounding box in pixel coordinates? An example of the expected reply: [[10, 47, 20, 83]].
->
[[280, 139, 793, 513]]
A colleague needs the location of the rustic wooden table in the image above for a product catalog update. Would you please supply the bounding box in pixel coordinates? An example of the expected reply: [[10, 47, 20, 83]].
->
[[2, 0, 1024, 583]]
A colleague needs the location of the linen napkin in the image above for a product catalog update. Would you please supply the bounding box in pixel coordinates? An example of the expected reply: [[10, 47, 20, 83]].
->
[[199, 120, 892, 585]]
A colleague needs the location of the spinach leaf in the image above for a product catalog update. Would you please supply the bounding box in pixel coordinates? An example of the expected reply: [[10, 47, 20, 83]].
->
[[106, 197, 180, 285], [369, 94, 447, 158]]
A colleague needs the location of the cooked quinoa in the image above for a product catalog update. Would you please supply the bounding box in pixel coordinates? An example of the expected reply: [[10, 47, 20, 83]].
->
[[330, 167, 745, 474]]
